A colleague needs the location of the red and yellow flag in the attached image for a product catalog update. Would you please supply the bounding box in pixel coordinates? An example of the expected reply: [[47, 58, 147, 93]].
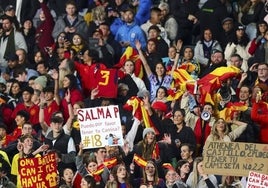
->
[[219, 102, 248, 121], [123, 96, 159, 135], [167, 69, 195, 101], [197, 66, 241, 105], [133, 154, 147, 168], [114, 47, 143, 78], [103, 157, 117, 169], [162, 163, 175, 171]]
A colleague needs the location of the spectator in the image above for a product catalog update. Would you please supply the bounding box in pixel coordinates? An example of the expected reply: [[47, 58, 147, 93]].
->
[[141, 7, 170, 45], [168, 0, 199, 45], [206, 118, 247, 142], [158, 2, 178, 44], [60, 74, 83, 120], [11, 86, 40, 131], [224, 24, 250, 72], [219, 17, 236, 50], [35, 0, 55, 57], [136, 40, 173, 102], [199, 0, 228, 41], [115, 8, 147, 51], [88, 6, 107, 37], [20, 19, 36, 62], [194, 28, 222, 70], [248, 20, 268, 56], [186, 157, 218, 188], [44, 113, 76, 166], [0, 15, 27, 73], [52, 0, 89, 41], [241, 0, 265, 40], [147, 25, 169, 58]]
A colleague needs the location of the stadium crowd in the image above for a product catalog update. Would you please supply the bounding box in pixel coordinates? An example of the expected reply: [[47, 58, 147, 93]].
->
[[0, 0, 267, 187]]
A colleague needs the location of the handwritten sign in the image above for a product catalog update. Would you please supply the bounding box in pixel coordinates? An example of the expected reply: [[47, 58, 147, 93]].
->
[[77, 105, 123, 149], [19, 153, 58, 188], [203, 141, 268, 176], [246, 171, 268, 188]]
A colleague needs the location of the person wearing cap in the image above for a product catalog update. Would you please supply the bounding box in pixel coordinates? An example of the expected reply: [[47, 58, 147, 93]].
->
[[219, 17, 235, 50], [52, 0, 89, 41], [44, 113, 76, 165], [11, 86, 40, 131], [115, 7, 147, 51], [132, 127, 173, 178], [141, 7, 170, 45], [0, 15, 27, 73], [5, 53, 19, 79], [148, 25, 169, 58], [224, 24, 250, 72], [3, 5, 20, 30]]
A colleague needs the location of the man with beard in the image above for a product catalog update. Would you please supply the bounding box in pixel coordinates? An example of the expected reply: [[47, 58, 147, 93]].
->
[[0, 15, 27, 73], [115, 8, 147, 51]]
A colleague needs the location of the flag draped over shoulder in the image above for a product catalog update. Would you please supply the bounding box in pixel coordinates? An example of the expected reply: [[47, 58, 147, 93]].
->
[[123, 96, 159, 135], [197, 66, 241, 105], [114, 47, 143, 78], [167, 69, 196, 101], [219, 102, 248, 121], [133, 154, 147, 168]]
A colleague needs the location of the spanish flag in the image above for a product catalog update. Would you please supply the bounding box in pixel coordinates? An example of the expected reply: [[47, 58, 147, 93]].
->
[[93, 164, 105, 175], [133, 154, 147, 168], [103, 157, 117, 169], [123, 96, 159, 135], [197, 66, 241, 105], [114, 47, 144, 78], [162, 163, 175, 171], [219, 102, 248, 121], [167, 69, 195, 101]]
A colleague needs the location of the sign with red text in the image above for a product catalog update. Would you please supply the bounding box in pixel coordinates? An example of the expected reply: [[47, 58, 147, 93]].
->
[[77, 105, 123, 149], [246, 171, 268, 188], [19, 153, 58, 188], [203, 141, 268, 176]]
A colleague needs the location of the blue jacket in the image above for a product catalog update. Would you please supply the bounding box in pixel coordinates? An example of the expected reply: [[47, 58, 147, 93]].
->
[[115, 21, 147, 51], [135, 0, 152, 25], [110, 17, 125, 36]]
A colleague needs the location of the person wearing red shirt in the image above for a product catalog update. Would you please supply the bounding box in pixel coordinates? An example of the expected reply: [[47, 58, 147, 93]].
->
[[251, 93, 268, 143], [0, 123, 12, 148], [61, 74, 83, 121], [11, 86, 40, 132]]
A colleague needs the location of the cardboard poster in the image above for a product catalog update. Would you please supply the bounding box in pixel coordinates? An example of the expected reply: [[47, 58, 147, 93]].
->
[[19, 153, 58, 188], [203, 141, 268, 176], [246, 171, 268, 188], [77, 105, 123, 149]]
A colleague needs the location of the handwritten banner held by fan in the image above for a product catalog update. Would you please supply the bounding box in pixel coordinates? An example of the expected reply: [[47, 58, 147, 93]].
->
[[203, 141, 268, 176], [77, 105, 123, 149]]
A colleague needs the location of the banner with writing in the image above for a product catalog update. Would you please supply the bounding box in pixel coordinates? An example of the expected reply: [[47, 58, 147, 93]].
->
[[77, 105, 123, 149], [203, 141, 268, 176], [19, 153, 58, 188], [246, 171, 268, 188]]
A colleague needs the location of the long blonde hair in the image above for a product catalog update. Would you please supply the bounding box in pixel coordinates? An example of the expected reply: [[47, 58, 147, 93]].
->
[[190, 157, 203, 188], [210, 118, 229, 141]]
